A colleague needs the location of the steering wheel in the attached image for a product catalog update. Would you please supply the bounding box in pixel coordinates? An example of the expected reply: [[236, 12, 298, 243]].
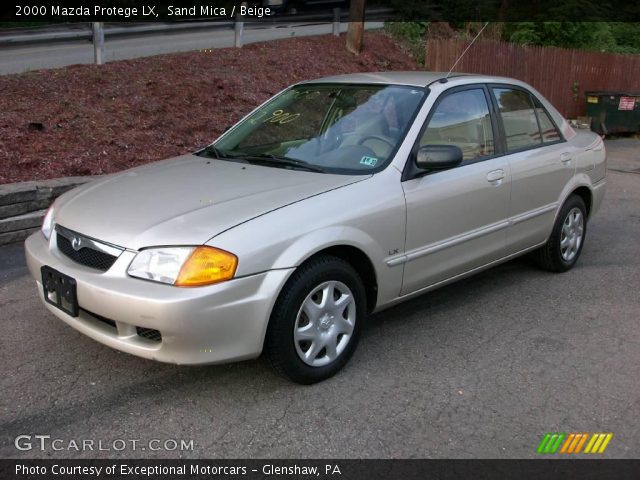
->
[[357, 135, 395, 150]]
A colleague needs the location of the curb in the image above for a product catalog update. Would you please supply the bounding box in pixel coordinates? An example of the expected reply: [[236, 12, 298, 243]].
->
[[0, 176, 98, 245]]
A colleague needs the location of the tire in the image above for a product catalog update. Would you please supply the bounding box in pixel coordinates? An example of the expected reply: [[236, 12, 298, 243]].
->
[[533, 194, 587, 272], [265, 255, 367, 384]]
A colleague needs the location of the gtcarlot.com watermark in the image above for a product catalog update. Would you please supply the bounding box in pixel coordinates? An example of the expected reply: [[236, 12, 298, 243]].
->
[[14, 435, 194, 452]]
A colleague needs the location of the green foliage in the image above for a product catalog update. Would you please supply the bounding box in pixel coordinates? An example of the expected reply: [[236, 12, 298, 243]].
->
[[609, 23, 640, 53], [384, 22, 429, 65], [385, 22, 428, 43], [503, 22, 640, 53]]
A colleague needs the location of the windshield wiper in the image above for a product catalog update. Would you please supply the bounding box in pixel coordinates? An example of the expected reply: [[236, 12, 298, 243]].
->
[[198, 148, 325, 173], [198, 145, 229, 159], [239, 154, 326, 173]]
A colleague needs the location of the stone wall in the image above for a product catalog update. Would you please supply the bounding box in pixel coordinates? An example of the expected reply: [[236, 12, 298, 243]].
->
[[0, 177, 95, 245]]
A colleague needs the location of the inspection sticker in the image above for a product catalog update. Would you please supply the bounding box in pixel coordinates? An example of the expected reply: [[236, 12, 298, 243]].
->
[[360, 156, 378, 167]]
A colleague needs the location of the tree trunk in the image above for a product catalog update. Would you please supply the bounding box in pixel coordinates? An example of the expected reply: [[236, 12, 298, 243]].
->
[[346, 0, 366, 54]]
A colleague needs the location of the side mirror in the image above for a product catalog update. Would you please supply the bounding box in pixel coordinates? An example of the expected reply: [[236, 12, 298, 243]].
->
[[415, 145, 463, 171]]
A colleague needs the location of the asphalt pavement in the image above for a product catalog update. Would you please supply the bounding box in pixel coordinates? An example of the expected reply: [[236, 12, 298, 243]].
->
[[0, 139, 638, 459], [0, 22, 384, 75]]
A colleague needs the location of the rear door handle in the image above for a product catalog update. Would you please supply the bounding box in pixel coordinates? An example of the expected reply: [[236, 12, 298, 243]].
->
[[487, 169, 505, 184], [560, 152, 572, 163]]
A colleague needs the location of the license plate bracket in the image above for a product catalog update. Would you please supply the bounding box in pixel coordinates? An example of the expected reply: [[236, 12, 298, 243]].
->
[[41, 266, 79, 317]]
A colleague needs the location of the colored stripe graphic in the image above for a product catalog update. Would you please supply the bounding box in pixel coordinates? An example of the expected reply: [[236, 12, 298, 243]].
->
[[537, 433, 552, 454], [548, 433, 565, 453], [584, 433, 613, 454], [537, 433, 565, 454], [560, 433, 588, 454], [584, 434, 598, 453], [574, 433, 589, 453], [591, 434, 606, 453], [598, 433, 613, 453], [539, 433, 613, 454], [560, 433, 575, 453]]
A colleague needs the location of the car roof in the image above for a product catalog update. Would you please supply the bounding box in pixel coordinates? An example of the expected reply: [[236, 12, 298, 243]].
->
[[302, 71, 522, 88]]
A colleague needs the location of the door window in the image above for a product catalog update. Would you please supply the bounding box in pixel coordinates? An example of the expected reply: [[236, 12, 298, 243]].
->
[[419, 88, 495, 162], [493, 87, 542, 151]]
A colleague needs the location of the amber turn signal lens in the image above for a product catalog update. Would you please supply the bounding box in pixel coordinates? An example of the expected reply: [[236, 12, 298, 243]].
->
[[175, 246, 238, 287]]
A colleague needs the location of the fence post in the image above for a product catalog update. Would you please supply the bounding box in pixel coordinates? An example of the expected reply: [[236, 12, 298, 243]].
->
[[234, 4, 245, 48], [332, 8, 340, 36], [92, 22, 104, 65]]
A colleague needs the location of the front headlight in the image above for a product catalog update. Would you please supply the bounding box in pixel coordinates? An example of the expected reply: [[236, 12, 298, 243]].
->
[[41, 205, 55, 240], [127, 246, 238, 287]]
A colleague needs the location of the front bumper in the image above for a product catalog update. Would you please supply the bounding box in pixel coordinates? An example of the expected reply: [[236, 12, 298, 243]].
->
[[24, 232, 293, 365]]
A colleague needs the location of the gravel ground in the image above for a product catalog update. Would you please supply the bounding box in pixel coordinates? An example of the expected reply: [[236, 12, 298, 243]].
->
[[0, 31, 417, 184]]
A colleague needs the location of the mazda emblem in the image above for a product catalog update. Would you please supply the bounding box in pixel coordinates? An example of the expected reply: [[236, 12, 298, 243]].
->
[[71, 236, 83, 251]]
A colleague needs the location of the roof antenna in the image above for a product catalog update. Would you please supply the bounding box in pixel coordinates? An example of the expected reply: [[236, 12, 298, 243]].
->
[[445, 22, 490, 79]]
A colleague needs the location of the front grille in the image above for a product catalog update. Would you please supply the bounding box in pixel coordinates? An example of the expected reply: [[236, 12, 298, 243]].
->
[[136, 327, 162, 342], [57, 232, 118, 272]]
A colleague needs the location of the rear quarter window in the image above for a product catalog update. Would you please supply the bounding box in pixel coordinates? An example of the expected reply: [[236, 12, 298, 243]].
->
[[532, 96, 562, 143]]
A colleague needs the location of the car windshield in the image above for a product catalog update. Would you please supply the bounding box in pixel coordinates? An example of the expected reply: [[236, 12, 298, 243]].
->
[[202, 83, 426, 174]]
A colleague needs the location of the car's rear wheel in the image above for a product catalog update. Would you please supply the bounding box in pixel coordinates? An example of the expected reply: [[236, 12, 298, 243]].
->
[[265, 255, 366, 384], [533, 194, 587, 272]]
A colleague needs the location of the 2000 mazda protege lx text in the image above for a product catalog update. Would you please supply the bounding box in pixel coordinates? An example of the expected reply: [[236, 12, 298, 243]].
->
[[25, 72, 606, 384]]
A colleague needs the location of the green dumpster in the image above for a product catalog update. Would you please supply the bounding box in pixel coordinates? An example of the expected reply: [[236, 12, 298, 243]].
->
[[585, 91, 640, 135]]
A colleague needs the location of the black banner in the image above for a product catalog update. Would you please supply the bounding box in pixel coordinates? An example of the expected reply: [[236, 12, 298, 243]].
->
[[1, 0, 640, 22], [1, 459, 640, 480]]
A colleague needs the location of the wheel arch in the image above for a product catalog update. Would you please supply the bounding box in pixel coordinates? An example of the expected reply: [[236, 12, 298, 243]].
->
[[571, 185, 593, 218], [264, 225, 390, 314], [300, 245, 378, 314], [556, 175, 594, 223]]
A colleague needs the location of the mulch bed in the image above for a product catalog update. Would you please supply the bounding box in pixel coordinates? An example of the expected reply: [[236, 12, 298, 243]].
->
[[0, 31, 418, 184]]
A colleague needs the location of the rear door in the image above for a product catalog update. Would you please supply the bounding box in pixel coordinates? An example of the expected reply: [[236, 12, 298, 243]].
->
[[489, 85, 576, 254], [400, 85, 511, 295]]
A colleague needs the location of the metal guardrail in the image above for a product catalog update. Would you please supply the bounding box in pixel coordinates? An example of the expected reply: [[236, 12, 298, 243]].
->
[[0, 8, 393, 47], [0, 21, 233, 45]]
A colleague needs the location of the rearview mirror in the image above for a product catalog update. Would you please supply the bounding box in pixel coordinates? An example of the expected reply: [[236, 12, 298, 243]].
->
[[415, 145, 463, 171]]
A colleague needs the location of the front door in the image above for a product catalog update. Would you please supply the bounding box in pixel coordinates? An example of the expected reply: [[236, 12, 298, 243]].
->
[[400, 86, 511, 295]]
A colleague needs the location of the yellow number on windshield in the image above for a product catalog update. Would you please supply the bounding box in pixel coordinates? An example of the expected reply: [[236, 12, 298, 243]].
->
[[264, 109, 300, 125]]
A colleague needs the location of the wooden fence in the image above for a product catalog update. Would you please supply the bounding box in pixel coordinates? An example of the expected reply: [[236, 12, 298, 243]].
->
[[425, 39, 640, 118]]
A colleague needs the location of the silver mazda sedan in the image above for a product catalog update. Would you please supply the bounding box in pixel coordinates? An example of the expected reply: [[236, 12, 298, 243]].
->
[[25, 72, 606, 383]]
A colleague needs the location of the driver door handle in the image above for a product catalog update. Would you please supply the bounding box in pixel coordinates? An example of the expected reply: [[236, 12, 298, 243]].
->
[[487, 169, 505, 185]]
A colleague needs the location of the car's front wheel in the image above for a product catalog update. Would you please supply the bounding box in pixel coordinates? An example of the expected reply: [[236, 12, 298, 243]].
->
[[534, 194, 587, 272], [265, 255, 366, 384]]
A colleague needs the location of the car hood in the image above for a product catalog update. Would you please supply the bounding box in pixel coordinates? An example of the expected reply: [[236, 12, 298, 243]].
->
[[54, 154, 366, 250]]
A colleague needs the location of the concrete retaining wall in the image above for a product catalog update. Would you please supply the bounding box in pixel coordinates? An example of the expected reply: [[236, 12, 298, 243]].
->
[[0, 177, 95, 245]]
